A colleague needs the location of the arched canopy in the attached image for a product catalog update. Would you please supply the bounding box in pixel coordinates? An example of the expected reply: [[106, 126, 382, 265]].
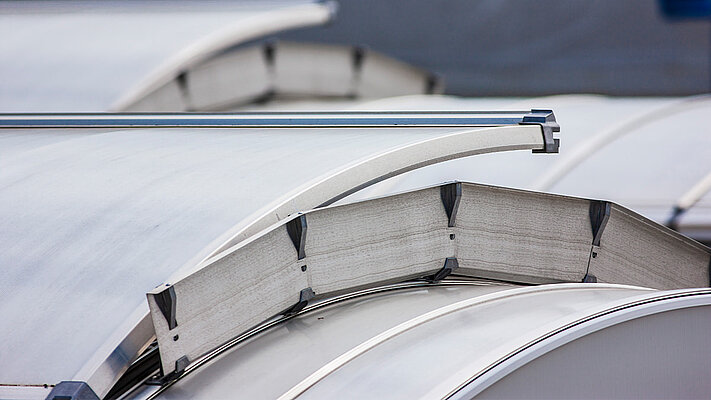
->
[[345, 94, 711, 242], [0, 111, 553, 398], [0, 1, 335, 112]]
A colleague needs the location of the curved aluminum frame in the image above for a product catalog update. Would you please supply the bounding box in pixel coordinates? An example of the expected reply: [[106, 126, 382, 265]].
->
[[449, 288, 711, 399], [111, 2, 337, 111]]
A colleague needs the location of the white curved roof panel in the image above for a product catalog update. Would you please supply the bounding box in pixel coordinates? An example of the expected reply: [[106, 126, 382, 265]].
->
[[345, 95, 711, 239], [139, 282, 711, 399], [0, 111, 551, 397], [0, 1, 334, 112]]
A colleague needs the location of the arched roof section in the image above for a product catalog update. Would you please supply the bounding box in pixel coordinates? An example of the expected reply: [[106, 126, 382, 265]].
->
[[0, 1, 335, 112], [0, 111, 551, 397], [344, 94, 711, 240]]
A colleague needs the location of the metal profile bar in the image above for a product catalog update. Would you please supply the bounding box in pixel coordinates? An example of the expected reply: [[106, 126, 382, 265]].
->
[[0, 111, 544, 129]]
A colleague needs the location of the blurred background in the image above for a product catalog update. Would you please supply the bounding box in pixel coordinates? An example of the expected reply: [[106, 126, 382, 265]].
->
[[2, 0, 710, 243]]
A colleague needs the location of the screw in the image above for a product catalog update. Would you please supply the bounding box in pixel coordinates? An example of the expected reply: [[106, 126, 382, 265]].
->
[[592, 252, 597, 258], [301, 265, 307, 272], [173, 335, 179, 341]]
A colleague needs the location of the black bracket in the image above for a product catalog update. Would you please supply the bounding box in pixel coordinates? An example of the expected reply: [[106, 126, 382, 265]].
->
[[284, 287, 316, 316], [589, 200, 611, 246], [426, 73, 440, 94], [520, 109, 560, 153], [174, 356, 190, 375], [262, 41, 276, 66], [149, 355, 190, 385], [440, 182, 462, 227], [428, 257, 460, 282], [665, 205, 684, 231], [352, 46, 366, 72], [582, 274, 598, 283], [46, 381, 99, 400], [286, 214, 307, 260], [153, 285, 178, 330]]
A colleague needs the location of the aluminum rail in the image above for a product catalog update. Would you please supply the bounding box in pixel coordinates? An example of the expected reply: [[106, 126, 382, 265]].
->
[[0, 110, 553, 129]]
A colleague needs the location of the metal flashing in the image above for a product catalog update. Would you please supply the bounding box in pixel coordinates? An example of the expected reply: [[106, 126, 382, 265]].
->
[[440, 182, 462, 227], [286, 214, 308, 260], [429, 257, 460, 282], [46, 381, 99, 400], [589, 200, 611, 246], [284, 287, 316, 315], [153, 285, 178, 331], [520, 109, 560, 153]]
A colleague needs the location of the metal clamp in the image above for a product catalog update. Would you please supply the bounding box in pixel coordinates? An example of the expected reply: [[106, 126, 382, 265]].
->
[[520, 109, 560, 153]]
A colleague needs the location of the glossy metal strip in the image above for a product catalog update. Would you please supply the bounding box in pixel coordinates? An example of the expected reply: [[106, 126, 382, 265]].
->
[[0, 111, 532, 129]]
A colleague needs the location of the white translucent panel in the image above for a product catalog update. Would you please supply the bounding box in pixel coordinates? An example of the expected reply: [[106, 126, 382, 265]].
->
[[357, 52, 433, 98], [0, 1, 326, 112], [475, 306, 711, 399], [297, 286, 646, 399], [0, 125, 501, 385], [344, 95, 673, 203], [188, 46, 270, 111], [154, 283, 516, 400], [273, 42, 354, 96], [550, 102, 711, 221]]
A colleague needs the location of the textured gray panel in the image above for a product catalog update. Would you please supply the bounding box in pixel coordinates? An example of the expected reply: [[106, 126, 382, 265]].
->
[[306, 186, 453, 294], [187, 46, 270, 111], [357, 51, 434, 98], [273, 42, 354, 96], [148, 225, 308, 375], [151, 181, 709, 378], [588, 204, 710, 289], [456, 184, 591, 283]]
